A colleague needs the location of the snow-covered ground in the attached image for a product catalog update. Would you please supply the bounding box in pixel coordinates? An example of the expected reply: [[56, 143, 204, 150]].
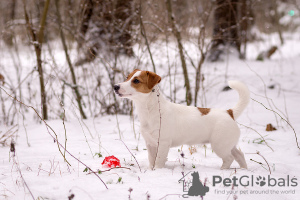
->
[[1, 33, 300, 200]]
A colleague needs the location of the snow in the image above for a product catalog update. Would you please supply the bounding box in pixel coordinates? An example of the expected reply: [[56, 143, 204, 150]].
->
[[1, 33, 300, 200]]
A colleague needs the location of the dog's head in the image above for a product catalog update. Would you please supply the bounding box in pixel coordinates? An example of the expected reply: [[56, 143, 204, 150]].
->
[[114, 69, 161, 99]]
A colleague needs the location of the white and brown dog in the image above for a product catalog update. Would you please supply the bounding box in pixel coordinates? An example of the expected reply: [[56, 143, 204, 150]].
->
[[114, 69, 249, 169]]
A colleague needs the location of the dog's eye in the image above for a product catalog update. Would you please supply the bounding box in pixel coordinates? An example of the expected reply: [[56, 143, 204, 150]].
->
[[133, 79, 140, 84]]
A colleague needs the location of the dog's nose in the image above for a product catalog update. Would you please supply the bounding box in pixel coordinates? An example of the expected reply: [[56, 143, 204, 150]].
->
[[114, 84, 120, 91]]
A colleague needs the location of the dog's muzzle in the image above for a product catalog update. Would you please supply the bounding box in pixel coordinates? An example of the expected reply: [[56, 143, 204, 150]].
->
[[114, 84, 120, 92], [114, 84, 121, 95]]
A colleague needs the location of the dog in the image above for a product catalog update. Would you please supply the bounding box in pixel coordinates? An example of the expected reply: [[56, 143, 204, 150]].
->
[[114, 69, 249, 169]]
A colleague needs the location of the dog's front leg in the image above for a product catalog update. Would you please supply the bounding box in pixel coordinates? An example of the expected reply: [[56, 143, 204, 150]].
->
[[146, 144, 157, 169], [147, 141, 171, 169]]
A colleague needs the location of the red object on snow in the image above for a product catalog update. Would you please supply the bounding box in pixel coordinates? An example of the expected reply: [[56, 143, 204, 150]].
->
[[101, 155, 121, 168]]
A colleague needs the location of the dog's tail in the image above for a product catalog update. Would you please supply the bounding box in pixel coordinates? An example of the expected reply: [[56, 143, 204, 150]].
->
[[228, 80, 250, 119]]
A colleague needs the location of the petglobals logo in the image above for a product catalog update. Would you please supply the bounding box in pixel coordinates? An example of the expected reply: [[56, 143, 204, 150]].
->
[[178, 172, 298, 198], [212, 175, 298, 187]]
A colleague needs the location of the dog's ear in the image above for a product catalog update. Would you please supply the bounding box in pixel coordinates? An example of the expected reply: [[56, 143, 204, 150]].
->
[[146, 71, 161, 89]]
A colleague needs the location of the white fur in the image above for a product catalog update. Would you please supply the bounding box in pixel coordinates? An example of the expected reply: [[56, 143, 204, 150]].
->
[[115, 72, 249, 169], [228, 80, 250, 119]]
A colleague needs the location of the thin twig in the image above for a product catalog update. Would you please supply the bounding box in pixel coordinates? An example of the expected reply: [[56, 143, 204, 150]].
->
[[88, 48, 126, 78], [130, 102, 137, 139], [243, 60, 279, 126], [250, 159, 268, 171], [87, 167, 131, 175], [159, 194, 181, 200], [62, 108, 67, 160], [11, 150, 35, 200], [21, 112, 31, 147], [251, 90, 289, 124], [75, 112, 94, 158], [10, 69, 35, 94], [237, 122, 274, 152], [252, 98, 299, 150], [115, 107, 122, 139], [256, 151, 271, 174], [14, 158, 35, 199], [118, 139, 142, 173], [0, 125, 18, 146], [153, 89, 162, 170], [247, 151, 271, 174]]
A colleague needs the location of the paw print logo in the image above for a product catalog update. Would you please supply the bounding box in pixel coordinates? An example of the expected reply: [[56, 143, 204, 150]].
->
[[256, 176, 266, 187]]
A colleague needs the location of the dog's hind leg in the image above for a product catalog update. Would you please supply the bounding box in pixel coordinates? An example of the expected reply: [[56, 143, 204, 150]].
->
[[231, 146, 247, 169], [212, 144, 234, 169], [220, 155, 234, 169], [211, 142, 234, 169]]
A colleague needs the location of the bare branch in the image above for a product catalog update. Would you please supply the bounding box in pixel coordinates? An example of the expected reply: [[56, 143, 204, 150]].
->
[[0, 87, 108, 189], [252, 98, 300, 150]]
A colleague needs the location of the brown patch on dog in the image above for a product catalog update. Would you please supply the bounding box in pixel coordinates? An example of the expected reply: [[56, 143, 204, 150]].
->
[[227, 109, 234, 120], [198, 107, 210, 116], [126, 69, 141, 81], [131, 71, 161, 93]]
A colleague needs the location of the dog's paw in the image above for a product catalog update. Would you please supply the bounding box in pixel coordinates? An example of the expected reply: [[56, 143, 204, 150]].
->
[[241, 165, 248, 170], [155, 164, 165, 169], [150, 162, 166, 169], [220, 165, 230, 170]]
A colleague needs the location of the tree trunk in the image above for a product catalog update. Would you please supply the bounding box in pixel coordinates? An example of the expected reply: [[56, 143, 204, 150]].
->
[[23, 0, 50, 120], [55, 0, 87, 119], [2, 0, 16, 46], [209, 0, 246, 62], [76, 0, 136, 66], [194, 52, 205, 106], [139, 0, 156, 73], [78, 0, 94, 49], [273, 0, 284, 45], [166, 0, 192, 105]]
